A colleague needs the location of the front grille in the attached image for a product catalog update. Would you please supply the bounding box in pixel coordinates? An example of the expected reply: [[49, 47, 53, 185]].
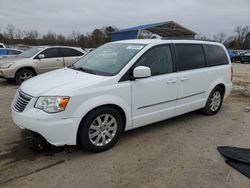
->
[[13, 90, 33, 113]]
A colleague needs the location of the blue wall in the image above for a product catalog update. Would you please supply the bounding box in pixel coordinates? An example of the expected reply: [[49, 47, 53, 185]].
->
[[0, 49, 7, 56], [111, 31, 138, 41]]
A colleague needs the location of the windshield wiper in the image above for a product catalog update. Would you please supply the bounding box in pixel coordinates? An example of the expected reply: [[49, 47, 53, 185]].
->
[[70, 66, 110, 76], [74, 67, 97, 74]]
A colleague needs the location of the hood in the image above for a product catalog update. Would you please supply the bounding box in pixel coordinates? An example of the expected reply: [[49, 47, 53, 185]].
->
[[0, 56, 27, 66], [20, 68, 110, 97]]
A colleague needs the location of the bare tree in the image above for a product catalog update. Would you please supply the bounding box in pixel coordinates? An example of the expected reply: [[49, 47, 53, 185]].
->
[[234, 26, 249, 48], [4, 24, 16, 39], [57, 34, 66, 45], [245, 32, 250, 49], [223, 36, 236, 48], [24, 30, 39, 40], [15, 29, 24, 40], [196, 33, 211, 41], [213, 32, 227, 43], [42, 31, 57, 44], [69, 31, 81, 45]]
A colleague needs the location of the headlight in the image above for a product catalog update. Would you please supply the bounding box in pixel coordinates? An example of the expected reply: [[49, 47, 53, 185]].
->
[[0, 62, 14, 69], [35, 97, 70, 113]]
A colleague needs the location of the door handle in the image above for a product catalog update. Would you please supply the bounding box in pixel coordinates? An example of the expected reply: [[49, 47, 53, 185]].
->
[[180, 77, 190, 81], [56, 59, 61, 61], [166, 78, 177, 84]]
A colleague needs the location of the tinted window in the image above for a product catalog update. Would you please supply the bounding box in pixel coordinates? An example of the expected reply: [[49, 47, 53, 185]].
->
[[61, 48, 83, 57], [176, 44, 206, 71], [0, 45, 4, 48], [204, 44, 229, 66], [42, 48, 61, 58], [136, 45, 173, 76]]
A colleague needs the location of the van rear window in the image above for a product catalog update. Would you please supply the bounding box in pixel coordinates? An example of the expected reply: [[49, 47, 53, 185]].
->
[[176, 44, 206, 71], [204, 44, 229, 66]]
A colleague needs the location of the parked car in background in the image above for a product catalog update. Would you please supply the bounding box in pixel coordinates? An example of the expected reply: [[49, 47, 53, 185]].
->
[[237, 52, 250, 63], [227, 49, 240, 62], [0, 46, 86, 84], [0, 48, 23, 58], [0, 43, 6, 48], [11, 39, 232, 152]]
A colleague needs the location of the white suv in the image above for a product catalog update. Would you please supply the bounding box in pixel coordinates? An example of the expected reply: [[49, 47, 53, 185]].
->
[[11, 39, 232, 152]]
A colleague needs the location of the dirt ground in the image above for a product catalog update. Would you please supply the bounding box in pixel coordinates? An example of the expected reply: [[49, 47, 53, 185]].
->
[[0, 63, 250, 188]]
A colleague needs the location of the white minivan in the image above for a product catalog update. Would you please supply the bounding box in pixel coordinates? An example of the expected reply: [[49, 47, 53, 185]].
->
[[11, 39, 232, 152]]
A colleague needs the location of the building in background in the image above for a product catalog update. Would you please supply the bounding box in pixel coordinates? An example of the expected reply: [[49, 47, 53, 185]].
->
[[111, 21, 196, 41]]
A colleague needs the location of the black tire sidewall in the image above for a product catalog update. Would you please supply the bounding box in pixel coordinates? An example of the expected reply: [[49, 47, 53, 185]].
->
[[203, 87, 224, 115], [78, 107, 124, 153], [15, 69, 35, 85]]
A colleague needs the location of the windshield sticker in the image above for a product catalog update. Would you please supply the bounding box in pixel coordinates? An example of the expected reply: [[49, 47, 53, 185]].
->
[[126, 45, 143, 50]]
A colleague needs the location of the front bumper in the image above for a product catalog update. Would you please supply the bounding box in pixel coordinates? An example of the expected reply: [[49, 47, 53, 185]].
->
[[11, 98, 81, 146], [0, 68, 15, 79]]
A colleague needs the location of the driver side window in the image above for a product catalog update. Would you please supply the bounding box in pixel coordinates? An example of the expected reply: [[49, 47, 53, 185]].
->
[[41, 48, 61, 59], [136, 45, 173, 76]]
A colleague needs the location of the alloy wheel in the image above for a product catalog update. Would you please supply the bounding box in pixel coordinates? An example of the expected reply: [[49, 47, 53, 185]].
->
[[88, 114, 117, 147], [19, 72, 34, 83], [209, 91, 221, 112]]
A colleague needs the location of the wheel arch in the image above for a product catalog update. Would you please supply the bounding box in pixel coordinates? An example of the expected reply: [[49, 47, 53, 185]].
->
[[207, 78, 227, 96], [15, 66, 37, 77], [216, 83, 225, 95], [76, 103, 127, 145]]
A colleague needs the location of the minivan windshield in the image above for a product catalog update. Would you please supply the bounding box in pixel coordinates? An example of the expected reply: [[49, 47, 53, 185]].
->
[[19, 47, 45, 58], [72, 43, 145, 76]]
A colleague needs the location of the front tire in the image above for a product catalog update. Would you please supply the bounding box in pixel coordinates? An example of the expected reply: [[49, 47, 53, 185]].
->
[[78, 107, 124, 153], [15, 69, 35, 85], [202, 87, 224, 115]]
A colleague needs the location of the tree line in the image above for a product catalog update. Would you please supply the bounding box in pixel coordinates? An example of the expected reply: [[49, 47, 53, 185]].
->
[[0, 24, 249, 49], [196, 25, 250, 50], [0, 24, 118, 48]]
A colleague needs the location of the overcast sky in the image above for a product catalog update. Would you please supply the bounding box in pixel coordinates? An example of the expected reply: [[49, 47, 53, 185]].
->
[[1, 0, 249, 38]]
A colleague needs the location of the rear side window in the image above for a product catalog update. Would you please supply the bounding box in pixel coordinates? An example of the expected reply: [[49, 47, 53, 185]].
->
[[204, 44, 229, 66], [61, 48, 83, 57], [176, 44, 206, 71], [136, 45, 173, 76], [42, 48, 61, 58]]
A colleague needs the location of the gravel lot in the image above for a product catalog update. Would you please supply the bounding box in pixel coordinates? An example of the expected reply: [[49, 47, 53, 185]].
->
[[0, 63, 250, 188]]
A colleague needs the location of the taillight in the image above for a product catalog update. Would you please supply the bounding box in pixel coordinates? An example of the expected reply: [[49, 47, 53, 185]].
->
[[231, 67, 233, 81]]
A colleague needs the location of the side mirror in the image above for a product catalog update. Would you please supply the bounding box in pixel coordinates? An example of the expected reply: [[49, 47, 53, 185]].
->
[[38, 54, 45, 59], [133, 66, 151, 79]]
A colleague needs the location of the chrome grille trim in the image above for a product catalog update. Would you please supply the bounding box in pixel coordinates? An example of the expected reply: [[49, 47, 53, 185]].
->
[[13, 90, 33, 113]]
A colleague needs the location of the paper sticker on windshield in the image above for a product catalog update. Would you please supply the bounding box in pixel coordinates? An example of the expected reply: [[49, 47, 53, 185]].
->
[[126, 45, 143, 50]]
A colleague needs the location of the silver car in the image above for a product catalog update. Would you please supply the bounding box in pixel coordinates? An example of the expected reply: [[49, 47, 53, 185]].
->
[[0, 46, 86, 84]]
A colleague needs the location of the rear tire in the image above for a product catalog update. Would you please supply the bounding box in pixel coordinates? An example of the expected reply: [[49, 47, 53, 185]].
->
[[77, 107, 124, 153], [202, 86, 224, 115], [15, 69, 35, 85]]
